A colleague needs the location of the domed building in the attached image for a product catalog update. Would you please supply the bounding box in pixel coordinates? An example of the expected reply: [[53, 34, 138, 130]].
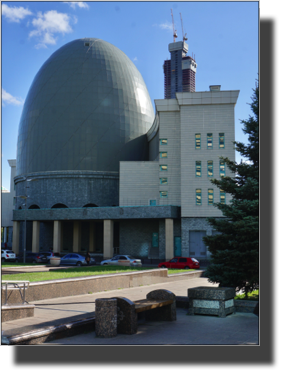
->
[[16, 38, 154, 209], [12, 37, 239, 263]]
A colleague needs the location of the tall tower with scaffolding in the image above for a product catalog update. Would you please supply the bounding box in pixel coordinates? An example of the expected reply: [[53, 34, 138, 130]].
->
[[163, 11, 197, 99]]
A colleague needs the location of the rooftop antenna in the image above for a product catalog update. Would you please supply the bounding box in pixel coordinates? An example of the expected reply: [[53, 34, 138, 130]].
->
[[171, 9, 177, 42], [180, 13, 188, 41]]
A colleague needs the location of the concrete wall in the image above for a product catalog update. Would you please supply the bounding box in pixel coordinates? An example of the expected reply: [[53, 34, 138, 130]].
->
[[119, 219, 159, 259], [178, 94, 237, 218], [119, 162, 159, 206], [158, 111, 181, 206]]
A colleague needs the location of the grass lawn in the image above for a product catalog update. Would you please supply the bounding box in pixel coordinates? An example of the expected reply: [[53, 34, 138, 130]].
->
[[1, 265, 194, 283]]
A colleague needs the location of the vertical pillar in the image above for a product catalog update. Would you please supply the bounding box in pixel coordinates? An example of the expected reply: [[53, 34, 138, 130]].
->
[[32, 221, 40, 253], [12, 221, 20, 255], [103, 220, 113, 259], [73, 221, 81, 253], [165, 218, 174, 260], [89, 221, 95, 252], [60, 222, 64, 253], [53, 221, 62, 253], [4, 227, 7, 243]]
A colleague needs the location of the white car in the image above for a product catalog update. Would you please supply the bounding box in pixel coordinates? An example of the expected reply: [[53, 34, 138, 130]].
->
[[101, 255, 142, 266], [1, 250, 17, 262]]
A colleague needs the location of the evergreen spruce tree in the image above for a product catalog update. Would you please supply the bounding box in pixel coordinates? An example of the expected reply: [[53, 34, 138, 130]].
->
[[203, 81, 259, 296]]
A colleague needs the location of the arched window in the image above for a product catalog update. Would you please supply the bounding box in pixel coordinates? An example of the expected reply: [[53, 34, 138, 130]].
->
[[18, 206, 22, 210], [29, 205, 40, 209], [51, 203, 68, 209], [83, 203, 98, 208]]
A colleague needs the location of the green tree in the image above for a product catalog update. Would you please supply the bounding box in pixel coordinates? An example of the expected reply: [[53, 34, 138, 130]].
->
[[203, 81, 259, 296]]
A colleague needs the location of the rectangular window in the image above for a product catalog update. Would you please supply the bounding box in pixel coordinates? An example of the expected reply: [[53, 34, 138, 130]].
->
[[160, 191, 168, 198], [208, 189, 214, 204], [150, 200, 156, 206], [207, 133, 213, 149], [195, 134, 201, 149], [160, 178, 168, 185], [196, 189, 202, 205], [219, 133, 225, 148], [207, 161, 213, 177], [220, 190, 226, 204], [195, 161, 201, 177], [160, 139, 168, 145], [160, 165, 168, 171], [220, 160, 226, 177], [160, 151, 168, 158]]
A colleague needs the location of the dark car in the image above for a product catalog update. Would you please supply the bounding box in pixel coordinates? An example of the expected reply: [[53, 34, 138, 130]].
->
[[158, 257, 200, 270], [18, 252, 48, 264]]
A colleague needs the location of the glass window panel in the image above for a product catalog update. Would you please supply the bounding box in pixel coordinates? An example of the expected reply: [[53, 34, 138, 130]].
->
[[207, 160, 213, 177], [160, 152, 168, 158], [196, 161, 201, 177], [220, 190, 226, 204], [196, 189, 202, 205], [160, 165, 168, 171], [160, 178, 168, 185], [160, 191, 168, 198], [160, 139, 168, 145], [195, 134, 201, 149], [208, 189, 214, 204], [150, 200, 156, 206], [220, 161, 226, 176], [219, 133, 225, 148], [207, 133, 213, 149]]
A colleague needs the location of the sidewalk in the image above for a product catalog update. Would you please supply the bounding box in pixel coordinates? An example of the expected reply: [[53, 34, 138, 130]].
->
[[2, 277, 259, 345]]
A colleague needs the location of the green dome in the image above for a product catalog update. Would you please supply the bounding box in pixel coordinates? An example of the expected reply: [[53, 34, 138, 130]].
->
[[16, 38, 154, 176]]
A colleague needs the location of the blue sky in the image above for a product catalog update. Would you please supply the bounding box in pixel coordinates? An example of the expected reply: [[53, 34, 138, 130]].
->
[[1, 1, 259, 191]]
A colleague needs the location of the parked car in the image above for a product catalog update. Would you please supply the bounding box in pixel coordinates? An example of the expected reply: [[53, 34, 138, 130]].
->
[[1, 250, 18, 263], [18, 252, 48, 264], [100, 255, 142, 266], [158, 257, 200, 269], [60, 253, 96, 267], [39, 251, 61, 263]]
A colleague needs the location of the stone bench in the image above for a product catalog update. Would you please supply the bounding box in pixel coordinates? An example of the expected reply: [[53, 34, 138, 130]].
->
[[95, 289, 176, 337], [188, 286, 235, 317]]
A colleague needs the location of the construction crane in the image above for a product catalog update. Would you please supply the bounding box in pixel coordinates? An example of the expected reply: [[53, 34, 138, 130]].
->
[[180, 13, 188, 41], [171, 9, 177, 42]]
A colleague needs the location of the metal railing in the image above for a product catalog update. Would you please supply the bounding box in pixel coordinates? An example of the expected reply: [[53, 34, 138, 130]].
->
[[1, 280, 30, 305]]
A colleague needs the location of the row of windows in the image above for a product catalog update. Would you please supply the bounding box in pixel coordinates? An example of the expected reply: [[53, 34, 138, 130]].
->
[[195, 133, 225, 149], [160, 161, 226, 177], [160, 134, 225, 150], [196, 161, 226, 177], [196, 189, 226, 205], [150, 190, 226, 204]]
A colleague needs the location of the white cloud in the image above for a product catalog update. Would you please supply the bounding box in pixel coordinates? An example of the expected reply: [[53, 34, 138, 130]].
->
[[133, 57, 138, 62], [65, 2, 89, 9], [158, 22, 173, 31], [2, 89, 23, 106], [2, 4, 32, 23], [29, 10, 74, 48]]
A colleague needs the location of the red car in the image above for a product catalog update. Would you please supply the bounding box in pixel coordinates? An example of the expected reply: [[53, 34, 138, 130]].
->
[[158, 257, 200, 269]]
